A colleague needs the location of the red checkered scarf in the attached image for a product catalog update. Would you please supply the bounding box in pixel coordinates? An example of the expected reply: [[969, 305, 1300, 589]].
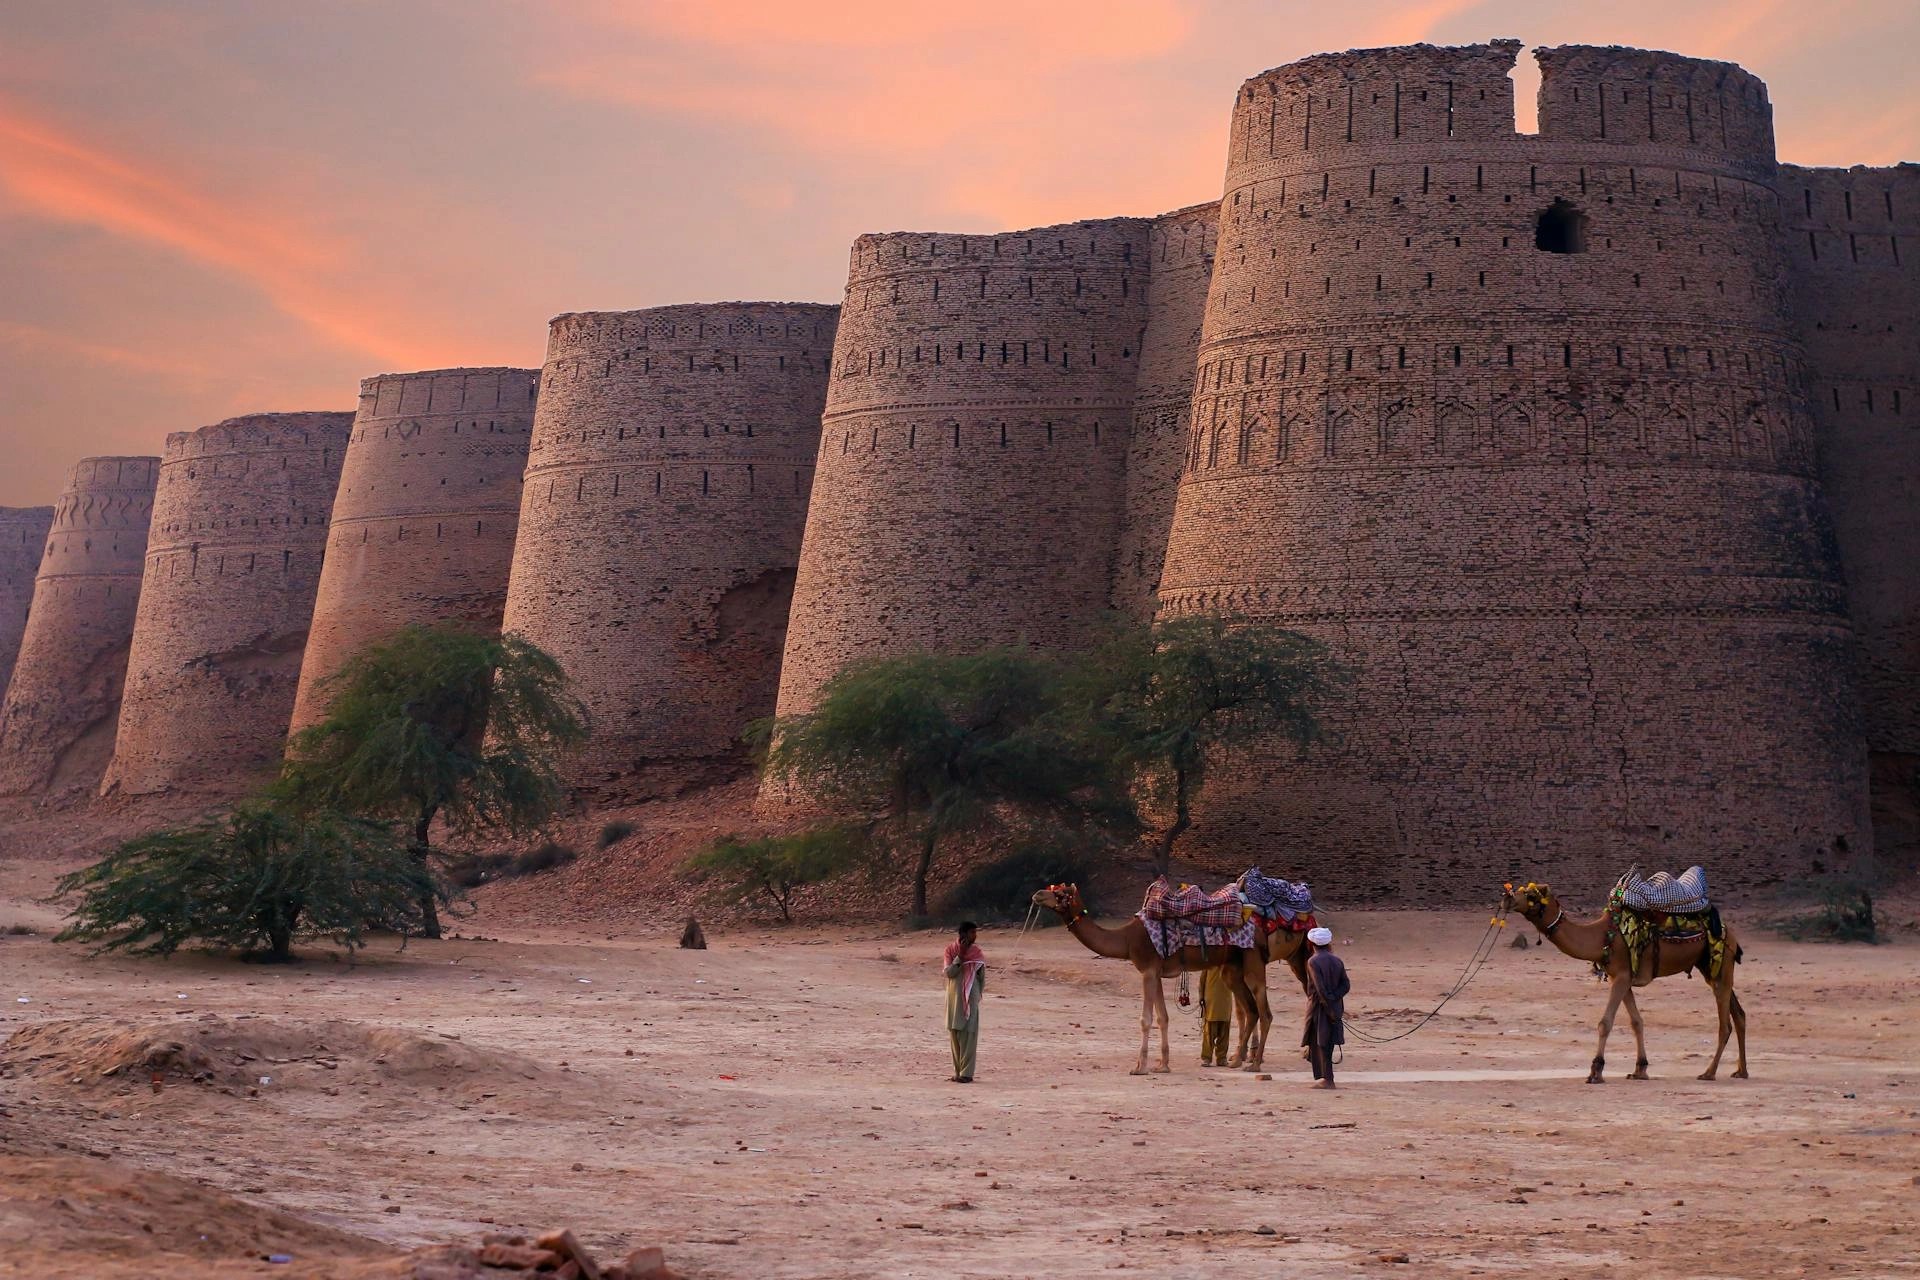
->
[[944, 941, 987, 1019]]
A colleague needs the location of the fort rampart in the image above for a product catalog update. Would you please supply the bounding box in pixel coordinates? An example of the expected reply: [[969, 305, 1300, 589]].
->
[[0, 458, 158, 795], [102, 413, 352, 795], [501, 304, 837, 797], [0, 506, 55, 705], [1156, 42, 1870, 900], [773, 219, 1151, 719], [288, 369, 538, 733]]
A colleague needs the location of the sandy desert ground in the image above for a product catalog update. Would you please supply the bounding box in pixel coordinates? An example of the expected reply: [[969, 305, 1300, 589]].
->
[[1, 837, 1917, 1279]]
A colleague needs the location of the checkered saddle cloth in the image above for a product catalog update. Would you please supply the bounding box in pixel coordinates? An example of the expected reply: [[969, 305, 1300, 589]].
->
[[1236, 868, 1315, 923], [1138, 878, 1249, 929], [1614, 865, 1711, 915]]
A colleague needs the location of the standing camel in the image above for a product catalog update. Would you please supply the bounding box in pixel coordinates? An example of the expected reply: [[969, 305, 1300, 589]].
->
[[1502, 880, 1747, 1083], [1031, 884, 1310, 1074]]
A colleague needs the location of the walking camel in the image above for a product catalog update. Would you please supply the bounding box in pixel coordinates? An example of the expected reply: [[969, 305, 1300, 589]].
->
[[1502, 880, 1747, 1083], [1031, 884, 1311, 1074]]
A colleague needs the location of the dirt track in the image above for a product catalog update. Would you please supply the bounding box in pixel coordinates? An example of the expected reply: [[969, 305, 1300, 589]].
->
[[2, 843, 1916, 1279]]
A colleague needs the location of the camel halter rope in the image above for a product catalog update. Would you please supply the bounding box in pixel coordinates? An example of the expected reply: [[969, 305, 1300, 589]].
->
[[1337, 898, 1510, 1045]]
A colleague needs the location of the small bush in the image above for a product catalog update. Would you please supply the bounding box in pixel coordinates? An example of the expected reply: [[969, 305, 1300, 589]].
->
[[597, 820, 636, 850], [686, 827, 864, 921], [942, 842, 1102, 924], [514, 842, 578, 875], [1777, 881, 1881, 943], [444, 852, 517, 889]]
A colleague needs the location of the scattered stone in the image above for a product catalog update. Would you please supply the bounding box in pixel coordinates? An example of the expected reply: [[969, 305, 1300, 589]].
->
[[1510, 933, 1531, 949], [479, 1242, 561, 1270]]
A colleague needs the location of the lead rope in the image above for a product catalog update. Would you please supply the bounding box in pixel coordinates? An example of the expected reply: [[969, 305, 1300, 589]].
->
[[1337, 901, 1510, 1045]]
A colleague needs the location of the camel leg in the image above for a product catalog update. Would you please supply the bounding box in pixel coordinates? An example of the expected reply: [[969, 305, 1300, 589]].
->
[[1621, 987, 1650, 1080], [1729, 990, 1748, 1079], [1243, 956, 1269, 1072], [1589, 977, 1628, 1084], [1152, 976, 1173, 1073], [1226, 967, 1254, 1068], [1131, 973, 1153, 1076], [1701, 978, 1736, 1081]]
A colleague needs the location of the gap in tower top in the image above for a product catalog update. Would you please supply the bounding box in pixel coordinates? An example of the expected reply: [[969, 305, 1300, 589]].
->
[[1510, 45, 1542, 135]]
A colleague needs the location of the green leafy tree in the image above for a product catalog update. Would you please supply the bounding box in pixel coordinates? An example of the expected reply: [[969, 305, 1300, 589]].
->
[[756, 647, 1126, 919], [53, 803, 436, 963], [277, 625, 589, 938], [1078, 614, 1343, 874], [687, 827, 864, 921]]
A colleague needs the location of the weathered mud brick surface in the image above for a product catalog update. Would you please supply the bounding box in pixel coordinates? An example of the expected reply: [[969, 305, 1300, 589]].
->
[[103, 413, 351, 796], [0, 505, 55, 706], [0, 458, 157, 795], [288, 369, 537, 733], [501, 304, 836, 798]]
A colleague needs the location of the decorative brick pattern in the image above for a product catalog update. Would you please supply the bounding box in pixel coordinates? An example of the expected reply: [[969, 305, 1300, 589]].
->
[[288, 369, 537, 734], [0, 505, 55, 706], [102, 413, 352, 796], [1156, 43, 1872, 901], [0, 458, 158, 795], [500, 304, 837, 798]]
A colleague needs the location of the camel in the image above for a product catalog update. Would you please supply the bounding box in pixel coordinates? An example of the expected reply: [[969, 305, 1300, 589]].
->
[[1031, 883, 1311, 1075], [1502, 880, 1747, 1084]]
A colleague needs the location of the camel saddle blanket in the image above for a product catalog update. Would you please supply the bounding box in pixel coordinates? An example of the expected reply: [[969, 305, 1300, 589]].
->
[[1141, 916, 1259, 959], [1613, 865, 1711, 915], [1606, 903, 1730, 983], [1236, 868, 1315, 923], [1138, 879, 1251, 930]]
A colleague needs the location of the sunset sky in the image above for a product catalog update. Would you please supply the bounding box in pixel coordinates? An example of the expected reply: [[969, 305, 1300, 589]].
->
[[1, 0, 1915, 505]]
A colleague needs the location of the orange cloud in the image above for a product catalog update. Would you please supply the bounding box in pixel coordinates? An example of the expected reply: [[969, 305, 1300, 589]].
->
[[533, 0, 1208, 225], [0, 97, 456, 368]]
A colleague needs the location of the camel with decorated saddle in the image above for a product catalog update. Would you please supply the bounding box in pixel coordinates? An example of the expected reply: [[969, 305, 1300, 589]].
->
[[1031, 871, 1316, 1075], [1503, 866, 1746, 1084]]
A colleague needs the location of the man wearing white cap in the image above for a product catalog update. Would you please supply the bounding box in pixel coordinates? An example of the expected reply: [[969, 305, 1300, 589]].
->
[[1301, 926, 1348, 1088]]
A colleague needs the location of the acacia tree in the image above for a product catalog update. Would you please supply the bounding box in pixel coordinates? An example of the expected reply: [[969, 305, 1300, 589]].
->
[[277, 625, 589, 938], [55, 803, 435, 963], [1079, 614, 1343, 874], [756, 648, 1126, 919]]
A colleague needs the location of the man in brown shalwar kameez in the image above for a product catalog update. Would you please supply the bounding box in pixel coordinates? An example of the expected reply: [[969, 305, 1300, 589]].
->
[[1301, 926, 1348, 1088]]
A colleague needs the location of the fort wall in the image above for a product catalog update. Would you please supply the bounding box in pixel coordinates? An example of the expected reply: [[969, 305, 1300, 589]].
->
[[102, 413, 352, 795], [0, 458, 158, 795], [288, 369, 537, 733], [773, 218, 1149, 720], [1157, 42, 1870, 901], [1782, 162, 1920, 861], [0, 506, 55, 705], [1113, 203, 1219, 617], [500, 304, 837, 797]]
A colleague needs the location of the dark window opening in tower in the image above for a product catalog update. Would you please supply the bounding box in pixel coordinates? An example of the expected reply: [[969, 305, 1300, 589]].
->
[[1535, 200, 1589, 254]]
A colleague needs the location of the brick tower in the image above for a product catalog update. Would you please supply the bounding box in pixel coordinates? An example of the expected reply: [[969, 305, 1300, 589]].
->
[[1157, 42, 1870, 900], [102, 412, 352, 795], [773, 219, 1150, 719], [288, 369, 538, 734], [0, 505, 55, 705], [500, 304, 836, 797], [0, 457, 158, 795]]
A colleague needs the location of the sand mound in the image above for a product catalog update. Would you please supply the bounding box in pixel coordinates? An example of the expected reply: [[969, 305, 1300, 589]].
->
[[0, 1153, 393, 1278], [1, 1016, 548, 1100]]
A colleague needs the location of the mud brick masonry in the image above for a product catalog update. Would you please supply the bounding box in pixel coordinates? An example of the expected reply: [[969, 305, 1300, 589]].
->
[[0, 458, 157, 795], [0, 40, 1911, 903], [0, 506, 55, 708], [102, 414, 352, 795], [288, 369, 538, 734], [501, 304, 837, 797]]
